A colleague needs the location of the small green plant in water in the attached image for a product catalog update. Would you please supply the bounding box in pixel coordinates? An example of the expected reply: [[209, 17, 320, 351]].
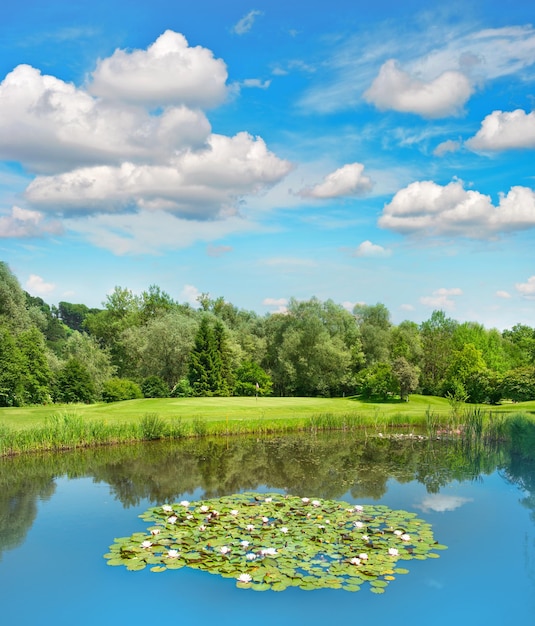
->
[[104, 492, 446, 592]]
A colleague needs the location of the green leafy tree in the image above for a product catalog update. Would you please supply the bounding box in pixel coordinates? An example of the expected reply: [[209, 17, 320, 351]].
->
[[54, 359, 96, 403], [501, 366, 535, 402], [17, 327, 53, 404], [62, 331, 115, 399], [0, 326, 23, 406], [58, 302, 92, 332], [355, 362, 396, 400], [353, 303, 392, 366], [419, 310, 458, 396], [234, 361, 273, 396], [391, 356, 420, 401], [0, 262, 32, 333]]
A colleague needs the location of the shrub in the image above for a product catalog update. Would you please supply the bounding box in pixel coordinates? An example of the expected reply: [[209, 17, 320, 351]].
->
[[102, 378, 143, 402], [141, 375, 169, 398], [170, 378, 194, 398]]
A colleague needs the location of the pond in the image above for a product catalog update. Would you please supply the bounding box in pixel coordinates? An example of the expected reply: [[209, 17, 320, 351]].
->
[[1, 432, 534, 625]]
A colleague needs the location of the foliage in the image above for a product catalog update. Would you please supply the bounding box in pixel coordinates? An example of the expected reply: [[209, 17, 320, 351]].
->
[[141, 376, 169, 398], [234, 361, 272, 396], [102, 378, 143, 403], [501, 366, 535, 402], [54, 359, 96, 404], [105, 492, 445, 592], [0, 326, 24, 406], [356, 362, 397, 400], [188, 316, 232, 396], [391, 356, 420, 401], [170, 378, 194, 398]]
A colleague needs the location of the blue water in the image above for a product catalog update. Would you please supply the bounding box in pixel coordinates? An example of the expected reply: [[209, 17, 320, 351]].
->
[[1, 438, 534, 625]]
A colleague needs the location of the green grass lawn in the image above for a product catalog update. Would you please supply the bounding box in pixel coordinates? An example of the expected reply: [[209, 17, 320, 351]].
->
[[1, 394, 533, 430]]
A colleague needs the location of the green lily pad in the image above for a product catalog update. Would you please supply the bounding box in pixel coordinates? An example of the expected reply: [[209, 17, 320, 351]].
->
[[104, 492, 446, 592]]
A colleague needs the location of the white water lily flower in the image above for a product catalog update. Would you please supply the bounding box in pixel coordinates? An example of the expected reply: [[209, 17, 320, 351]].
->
[[199, 525, 207, 531], [246, 524, 255, 531], [237, 573, 252, 583], [200, 505, 209, 512], [280, 527, 288, 533], [359, 553, 369, 560], [260, 547, 277, 556], [317, 524, 325, 529], [246, 552, 257, 560], [240, 540, 250, 547], [141, 540, 152, 548], [350, 557, 361, 565], [180, 500, 190, 507], [401, 534, 411, 542], [230, 509, 239, 516], [354, 521, 364, 528], [388, 548, 399, 556], [220, 546, 231, 554], [167, 549, 179, 558], [302, 497, 310, 504], [162, 505, 173, 513], [186, 515, 193, 520], [354, 505, 364, 512], [394, 530, 403, 536], [262, 516, 269, 523], [150, 529, 161, 536], [167, 516, 177, 524], [312, 500, 321, 507], [362, 535, 369, 542], [265, 497, 273, 503]]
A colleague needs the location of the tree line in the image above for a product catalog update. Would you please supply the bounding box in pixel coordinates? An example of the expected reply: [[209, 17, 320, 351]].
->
[[0, 261, 534, 407]]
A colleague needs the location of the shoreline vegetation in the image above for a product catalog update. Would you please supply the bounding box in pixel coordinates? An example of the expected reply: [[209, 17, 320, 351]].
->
[[1, 395, 534, 457]]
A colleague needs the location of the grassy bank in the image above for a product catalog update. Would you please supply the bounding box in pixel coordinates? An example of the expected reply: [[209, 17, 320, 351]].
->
[[1, 395, 534, 456]]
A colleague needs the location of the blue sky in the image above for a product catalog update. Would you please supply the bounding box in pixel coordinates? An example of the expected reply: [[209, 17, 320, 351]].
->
[[1, 0, 534, 330]]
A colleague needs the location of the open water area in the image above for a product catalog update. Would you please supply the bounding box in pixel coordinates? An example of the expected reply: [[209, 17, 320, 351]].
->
[[1, 432, 534, 625]]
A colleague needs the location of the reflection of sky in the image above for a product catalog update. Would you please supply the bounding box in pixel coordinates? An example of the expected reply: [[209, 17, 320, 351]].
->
[[417, 494, 473, 513]]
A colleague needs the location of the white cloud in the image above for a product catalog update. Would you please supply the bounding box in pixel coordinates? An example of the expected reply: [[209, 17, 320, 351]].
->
[[496, 290, 512, 299], [352, 240, 391, 258], [0, 63, 212, 174], [232, 10, 263, 35], [0, 205, 62, 238], [240, 78, 271, 89], [298, 163, 373, 199], [417, 494, 473, 513], [433, 139, 461, 157], [364, 59, 473, 118], [400, 303, 415, 311], [515, 276, 535, 299], [89, 30, 228, 108], [263, 297, 288, 313], [466, 109, 535, 151], [263, 257, 317, 268], [379, 180, 535, 239], [25, 273, 55, 295], [25, 132, 292, 219], [420, 287, 463, 310], [180, 284, 202, 307], [64, 210, 257, 255], [207, 244, 233, 257]]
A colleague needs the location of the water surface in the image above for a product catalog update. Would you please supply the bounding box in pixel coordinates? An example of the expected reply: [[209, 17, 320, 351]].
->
[[1, 433, 534, 625]]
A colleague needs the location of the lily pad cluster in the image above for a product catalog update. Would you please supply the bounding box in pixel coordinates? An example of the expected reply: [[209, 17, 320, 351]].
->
[[104, 492, 446, 592]]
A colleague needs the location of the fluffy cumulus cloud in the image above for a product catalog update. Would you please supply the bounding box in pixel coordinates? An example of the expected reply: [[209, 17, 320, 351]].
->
[[466, 109, 535, 151], [379, 180, 535, 239], [0, 206, 62, 237], [515, 276, 535, 298], [298, 163, 373, 199], [496, 290, 511, 299], [89, 30, 228, 108], [420, 287, 463, 310], [364, 59, 473, 118], [26, 274, 56, 295], [433, 139, 461, 157], [26, 132, 291, 218], [352, 240, 391, 258], [0, 31, 292, 244], [263, 297, 288, 313]]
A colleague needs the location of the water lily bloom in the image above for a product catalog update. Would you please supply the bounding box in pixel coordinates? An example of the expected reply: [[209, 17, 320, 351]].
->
[[240, 540, 250, 547], [167, 516, 177, 524], [280, 527, 288, 533], [388, 548, 399, 556], [359, 553, 369, 560], [362, 535, 369, 542], [141, 540, 152, 548], [246, 553, 257, 560], [354, 521, 364, 528], [302, 498, 310, 504], [354, 505, 364, 512], [350, 557, 361, 566], [199, 525, 207, 531], [200, 505, 209, 512], [220, 546, 231, 554], [167, 549, 179, 558], [394, 530, 403, 536], [162, 505, 173, 513], [186, 515, 193, 520], [246, 524, 255, 531], [230, 509, 239, 516], [150, 529, 161, 536], [180, 500, 190, 507], [312, 500, 321, 507], [401, 534, 411, 542], [260, 547, 277, 556], [262, 516, 269, 523], [265, 497, 273, 503], [237, 573, 252, 583]]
